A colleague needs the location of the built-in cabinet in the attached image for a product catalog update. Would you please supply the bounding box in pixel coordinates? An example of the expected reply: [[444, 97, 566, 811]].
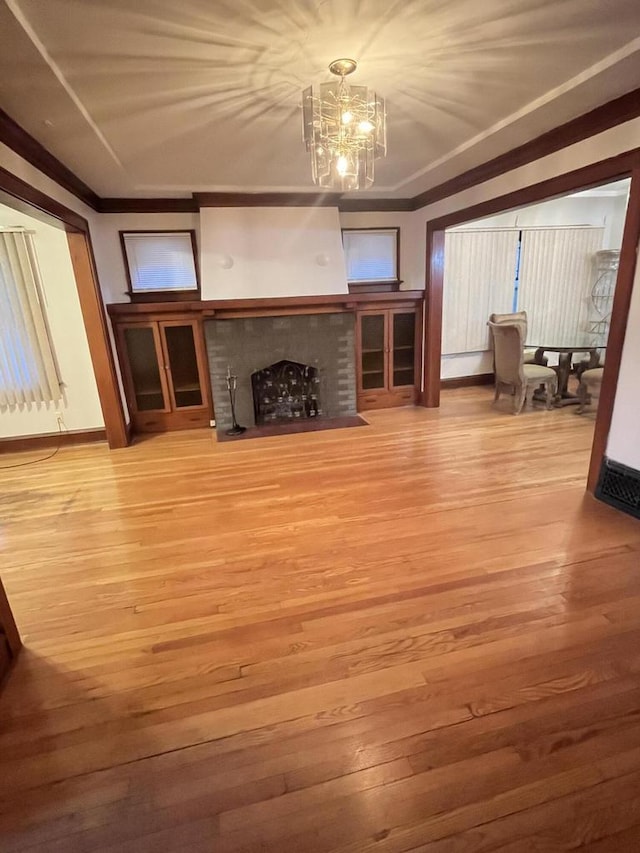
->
[[108, 294, 424, 434], [356, 306, 421, 410], [114, 316, 212, 433]]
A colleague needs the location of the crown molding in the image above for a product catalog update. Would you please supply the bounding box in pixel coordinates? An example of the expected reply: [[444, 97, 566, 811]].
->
[[97, 197, 198, 213], [411, 86, 640, 211], [194, 192, 343, 208], [0, 108, 100, 211], [2, 86, 639, 216]]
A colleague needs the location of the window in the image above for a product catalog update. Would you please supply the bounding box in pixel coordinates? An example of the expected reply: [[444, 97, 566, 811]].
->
[[0, 230, 61, 406], [342, 228, 400, 284], [120, 230, 199, 300]]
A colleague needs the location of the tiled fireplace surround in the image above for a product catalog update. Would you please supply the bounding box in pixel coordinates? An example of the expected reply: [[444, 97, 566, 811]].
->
[[205, 313, 357, 437]]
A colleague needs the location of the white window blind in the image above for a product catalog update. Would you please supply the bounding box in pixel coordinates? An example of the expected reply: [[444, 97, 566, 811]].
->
[[443, 229, 520, 354], [0, 230, 61, 405], [342, 229, 398, 282], [518, 227, 604, 347], [122, 231, 198, 293]]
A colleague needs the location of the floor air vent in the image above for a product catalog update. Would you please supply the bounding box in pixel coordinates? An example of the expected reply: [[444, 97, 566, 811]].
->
[[596, 458, 640, 520]]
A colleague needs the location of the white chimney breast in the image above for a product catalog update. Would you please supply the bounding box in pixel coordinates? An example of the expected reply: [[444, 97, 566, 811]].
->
[[200, 206, 349, 299]]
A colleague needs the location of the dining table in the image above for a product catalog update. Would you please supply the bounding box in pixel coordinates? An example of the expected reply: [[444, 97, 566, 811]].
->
[[528, 343, 605, 406]]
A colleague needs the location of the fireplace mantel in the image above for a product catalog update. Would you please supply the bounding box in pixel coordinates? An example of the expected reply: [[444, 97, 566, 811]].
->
[[106, 290, 424, 320]]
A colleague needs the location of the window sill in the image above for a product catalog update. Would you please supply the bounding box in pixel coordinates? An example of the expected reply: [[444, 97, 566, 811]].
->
[[128, 290, 201, 304], [347, 281, 402, 294]]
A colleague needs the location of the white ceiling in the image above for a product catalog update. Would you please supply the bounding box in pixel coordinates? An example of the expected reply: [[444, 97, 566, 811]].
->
[[1, 0, 639, 199]]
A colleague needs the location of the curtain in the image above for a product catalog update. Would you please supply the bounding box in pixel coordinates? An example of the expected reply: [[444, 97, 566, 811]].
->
[[443, 229, 520, 355], [0, 230, 61, 405], [518, 227, 604, 347]]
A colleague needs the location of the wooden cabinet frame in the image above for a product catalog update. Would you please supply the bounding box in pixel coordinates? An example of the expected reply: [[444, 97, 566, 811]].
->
[[356, 302, 423, 410], [113, 315, 213, 433]]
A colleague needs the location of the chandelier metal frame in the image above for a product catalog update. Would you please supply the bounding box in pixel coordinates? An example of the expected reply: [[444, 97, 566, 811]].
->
[[302, 59, 387, 191]]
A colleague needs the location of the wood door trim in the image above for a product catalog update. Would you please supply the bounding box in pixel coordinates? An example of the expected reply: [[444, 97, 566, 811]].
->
[[67, 233, 129, 449], [158, 319, 212, 415], [422, 150, 640, 494], [587, 168, 640, 492], [0, 578, 21, 657]]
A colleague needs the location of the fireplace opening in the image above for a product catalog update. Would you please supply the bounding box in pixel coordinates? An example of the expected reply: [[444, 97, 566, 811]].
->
[[251, 360, 321, 426]]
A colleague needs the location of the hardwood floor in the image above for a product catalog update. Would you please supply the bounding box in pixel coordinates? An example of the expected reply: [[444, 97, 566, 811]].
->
[[1, 387, 640, 852]]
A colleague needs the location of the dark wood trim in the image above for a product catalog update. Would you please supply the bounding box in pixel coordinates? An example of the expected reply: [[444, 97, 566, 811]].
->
[[422, 229, 445, 407], [426, 148, 640, 234], [119, 229, 201, 302], [0, 165, 88, 233], [107, 290, 425, 320], [98, 197, 198, 213], [412, 87, 640, 211], [0, 428, 107, 453], [67, 232, 129, 449], [587, 167, 640, 492], [339, 198, 414, 212], [0, 578, 21, 659], [440, 373, 494, 389], [0, 108, 100, 211], [348, 282, 400, 294], [2, 89, 639, 216], [195, 192, 343, 208], [423, 149, 640, 495]]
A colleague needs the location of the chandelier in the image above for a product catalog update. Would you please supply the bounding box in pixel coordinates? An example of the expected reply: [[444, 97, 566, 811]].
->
[[302, 58, 386, 191]]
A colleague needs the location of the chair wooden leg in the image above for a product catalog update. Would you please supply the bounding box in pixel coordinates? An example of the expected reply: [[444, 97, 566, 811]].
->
[[577, 382, 589, 414], [493, 384, 500, 405], [545, 379, 557, 410], [513, 388, 526, 415]]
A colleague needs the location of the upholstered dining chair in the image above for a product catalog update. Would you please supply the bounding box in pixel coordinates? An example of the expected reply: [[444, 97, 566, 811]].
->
[[577, 367, 604, 413], [489, 310, 544, 365], [488, 321, 558, 414]]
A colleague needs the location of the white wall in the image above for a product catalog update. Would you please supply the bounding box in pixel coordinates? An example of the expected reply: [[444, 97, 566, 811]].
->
[[90, 212, 200, 304], [607, 257, 640, 471], [200, 206, 348, 299], [0, 204, 103, 437], [451, 191, 630, 249]]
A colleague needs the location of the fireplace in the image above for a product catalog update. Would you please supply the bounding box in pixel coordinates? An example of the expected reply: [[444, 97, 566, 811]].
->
[[252, 360, 320, 425], [205, 312, 357, 438]]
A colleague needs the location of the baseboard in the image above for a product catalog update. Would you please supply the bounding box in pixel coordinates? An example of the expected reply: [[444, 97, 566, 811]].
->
[[0, 427, 107, 453], [440, 373, 494, 390], [595, 457, 640, 520]]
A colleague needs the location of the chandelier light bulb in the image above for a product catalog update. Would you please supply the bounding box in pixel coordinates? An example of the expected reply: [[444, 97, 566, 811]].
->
[[357, 120, 374, 134], [336, 155, 348, 176], [341, 111, 353, 124]]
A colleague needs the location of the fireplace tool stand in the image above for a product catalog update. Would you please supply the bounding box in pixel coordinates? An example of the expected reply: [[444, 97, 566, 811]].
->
[[225, 367, 246, 436]]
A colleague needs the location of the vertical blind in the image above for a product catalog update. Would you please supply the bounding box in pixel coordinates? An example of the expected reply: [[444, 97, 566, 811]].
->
[[518, 227, 605, 347], [443, 225, 604, 355], [0, 230, 61, 405], [442, 229, 520, 354], [122, 232, 198, 293]]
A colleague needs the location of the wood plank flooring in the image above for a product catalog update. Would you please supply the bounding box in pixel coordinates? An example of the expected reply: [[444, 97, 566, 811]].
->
[[1, 387, 640, 852]]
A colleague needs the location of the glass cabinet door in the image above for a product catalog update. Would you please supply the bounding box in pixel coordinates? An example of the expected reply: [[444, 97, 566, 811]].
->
[[391, 311, 416, 388], [359, 313, 387, 391], [161, 323, 204, 409], [122, 325, 168, 412]]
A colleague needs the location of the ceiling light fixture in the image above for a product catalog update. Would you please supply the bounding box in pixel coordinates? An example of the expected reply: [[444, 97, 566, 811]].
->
[[302, 59, 386, 191]]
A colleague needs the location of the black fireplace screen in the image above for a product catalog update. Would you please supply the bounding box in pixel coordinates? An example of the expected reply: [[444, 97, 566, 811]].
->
[[251, 360, 321, 425]]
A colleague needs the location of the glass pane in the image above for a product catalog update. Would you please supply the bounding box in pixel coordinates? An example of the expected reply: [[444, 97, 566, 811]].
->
[[164, 325, 203, 408], [361, 314, 384, 350], [360, 314, 386, 390], [124, 327, 165, 411], [392, 312, 415, 386], [363, 371, 385, 390]]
